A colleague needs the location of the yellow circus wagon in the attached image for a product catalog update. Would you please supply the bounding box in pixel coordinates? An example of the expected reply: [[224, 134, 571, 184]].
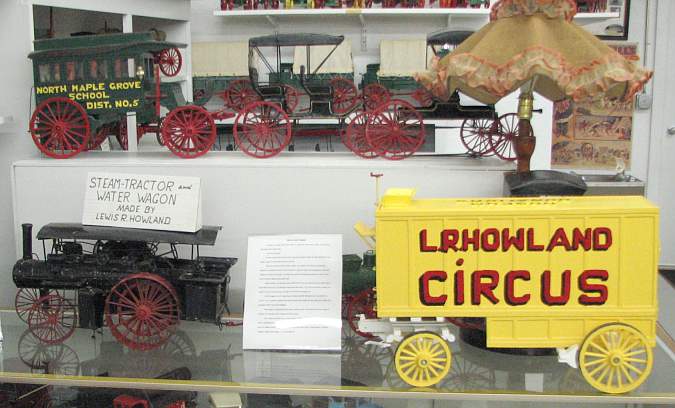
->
[[355, 189, 659, 394]]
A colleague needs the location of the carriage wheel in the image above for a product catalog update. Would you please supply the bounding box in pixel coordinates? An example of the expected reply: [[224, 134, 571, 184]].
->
[[157, 48, 183, 77], [579, 323, 653, 394], [411, 87, 433, 107], [362, 83, 391, 111], [87, 124, 112, 151], [395, 332, 452, 387], [346, 288, 377, 338], [104, 273, 180, 351], [330, 77, 359, 115], [225, 79, 261, 111], [27, 294, 77, 345], [366, 99, 425, 160], [161, 106, 216, 158], [234, 101, 291, 158], [15, 288, 64, 324], [460, 117, 495, 156], [344, 111, 377, 159], [29, 97, 90, 159], [282, 84, 300, 113], [489, 113, 518, 161]]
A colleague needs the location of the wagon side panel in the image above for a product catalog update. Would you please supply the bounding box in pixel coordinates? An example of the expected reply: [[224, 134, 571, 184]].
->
[[376, 219, 411, 313]]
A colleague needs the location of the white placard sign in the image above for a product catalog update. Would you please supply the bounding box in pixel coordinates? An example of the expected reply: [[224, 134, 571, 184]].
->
[[243, 234, 342, 351], [82, 172, 202, 232]]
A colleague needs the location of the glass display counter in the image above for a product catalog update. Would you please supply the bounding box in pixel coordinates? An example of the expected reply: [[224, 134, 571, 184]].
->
[[1, 311, 674, 406]]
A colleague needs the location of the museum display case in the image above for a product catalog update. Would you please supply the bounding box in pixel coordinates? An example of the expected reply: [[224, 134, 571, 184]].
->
[[1, 0, 673, 406]]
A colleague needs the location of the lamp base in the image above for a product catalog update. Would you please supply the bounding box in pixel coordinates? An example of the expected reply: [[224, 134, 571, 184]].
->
[[504, 170, 587, 197]]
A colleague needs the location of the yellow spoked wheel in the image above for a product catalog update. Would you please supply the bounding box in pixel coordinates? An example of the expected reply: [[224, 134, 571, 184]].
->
[[579, 323, 653, 394], [394, 332, 451, 387]]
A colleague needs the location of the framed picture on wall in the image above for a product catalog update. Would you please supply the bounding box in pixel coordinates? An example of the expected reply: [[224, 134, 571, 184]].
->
[[577, 0, 631, 40], [550, 43, 638, 171]]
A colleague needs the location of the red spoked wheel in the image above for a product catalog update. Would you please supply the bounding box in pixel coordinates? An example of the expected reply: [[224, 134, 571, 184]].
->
[[225, 79, 261, 111], [157, 48, 183, 77], [343, 111, 377, 159], [29, 97, 90, 159], [366, 99, 425, 160], [104, 273, 180, 351], [161, 106, 217, 159], [27, 294, 77, 345], [15, 288, 63, 324], [362, 83, 391, 111], [330, 77, 359, 115], [460, 117, 496, 157], [87, 124, 113, 151], [347, 288, 377, 339], [411, 87, 433, 107], [282, 84, 300, 113], [234, 101, 292, 158], [489, 113, 518, 161]]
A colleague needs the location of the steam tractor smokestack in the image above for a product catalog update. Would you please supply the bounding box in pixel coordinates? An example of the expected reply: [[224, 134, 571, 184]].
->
[[22, 223, 33, 260]]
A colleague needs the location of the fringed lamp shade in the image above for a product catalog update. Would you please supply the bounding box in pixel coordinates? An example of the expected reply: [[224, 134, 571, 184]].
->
[[416, 0, 652, 173]]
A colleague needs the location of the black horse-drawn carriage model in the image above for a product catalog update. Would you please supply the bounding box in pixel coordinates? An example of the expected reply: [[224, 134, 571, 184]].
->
[[13, 223, 237, 351]]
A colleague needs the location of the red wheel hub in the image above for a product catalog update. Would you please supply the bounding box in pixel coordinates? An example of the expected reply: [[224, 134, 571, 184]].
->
[[135, 304, 153, 320]]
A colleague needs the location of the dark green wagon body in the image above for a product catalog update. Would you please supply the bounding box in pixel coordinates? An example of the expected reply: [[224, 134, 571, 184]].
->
[[29, 32, 186, 130]]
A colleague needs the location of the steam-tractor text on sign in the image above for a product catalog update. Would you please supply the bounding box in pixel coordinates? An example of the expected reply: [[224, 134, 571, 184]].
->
[[35, 80, 142, 111]]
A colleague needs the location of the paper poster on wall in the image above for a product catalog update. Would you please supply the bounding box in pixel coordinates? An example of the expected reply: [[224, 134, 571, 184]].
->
[[82, 172, 202, 232], [243, 234, 342, 351], [551, 43, 638, 170]]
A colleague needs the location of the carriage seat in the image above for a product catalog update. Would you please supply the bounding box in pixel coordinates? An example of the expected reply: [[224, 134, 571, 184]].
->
[[303, 82, 331, 97]]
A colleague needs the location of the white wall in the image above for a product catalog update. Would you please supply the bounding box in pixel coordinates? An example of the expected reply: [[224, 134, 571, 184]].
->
[[11, 154, 512, 313]]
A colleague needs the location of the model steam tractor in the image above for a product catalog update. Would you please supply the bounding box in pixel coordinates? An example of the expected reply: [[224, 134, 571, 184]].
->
[[13, 223, 237, 351], [355, 189, 659, 394], [28, 32, 232, 159]]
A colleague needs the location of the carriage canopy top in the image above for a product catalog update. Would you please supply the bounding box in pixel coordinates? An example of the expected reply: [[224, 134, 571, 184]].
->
[[426, 30, 474, 47], [28, 32, 186, 61], [36, 223, 221, 246], [249, 33, 345, 48]]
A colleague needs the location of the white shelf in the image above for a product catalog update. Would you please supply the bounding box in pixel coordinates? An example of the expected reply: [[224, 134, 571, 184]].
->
[[213, 7, 490, 17], [214, 8, 619, 19]]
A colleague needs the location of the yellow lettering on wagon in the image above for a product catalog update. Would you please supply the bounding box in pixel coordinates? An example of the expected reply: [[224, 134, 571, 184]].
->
[[70, 83, 105, 92], [109, 80, 142, 90], [36, 85, 67, 95]]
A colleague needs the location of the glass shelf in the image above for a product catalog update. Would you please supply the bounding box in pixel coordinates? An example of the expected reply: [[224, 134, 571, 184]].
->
[[1, 311, 674, 405]]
